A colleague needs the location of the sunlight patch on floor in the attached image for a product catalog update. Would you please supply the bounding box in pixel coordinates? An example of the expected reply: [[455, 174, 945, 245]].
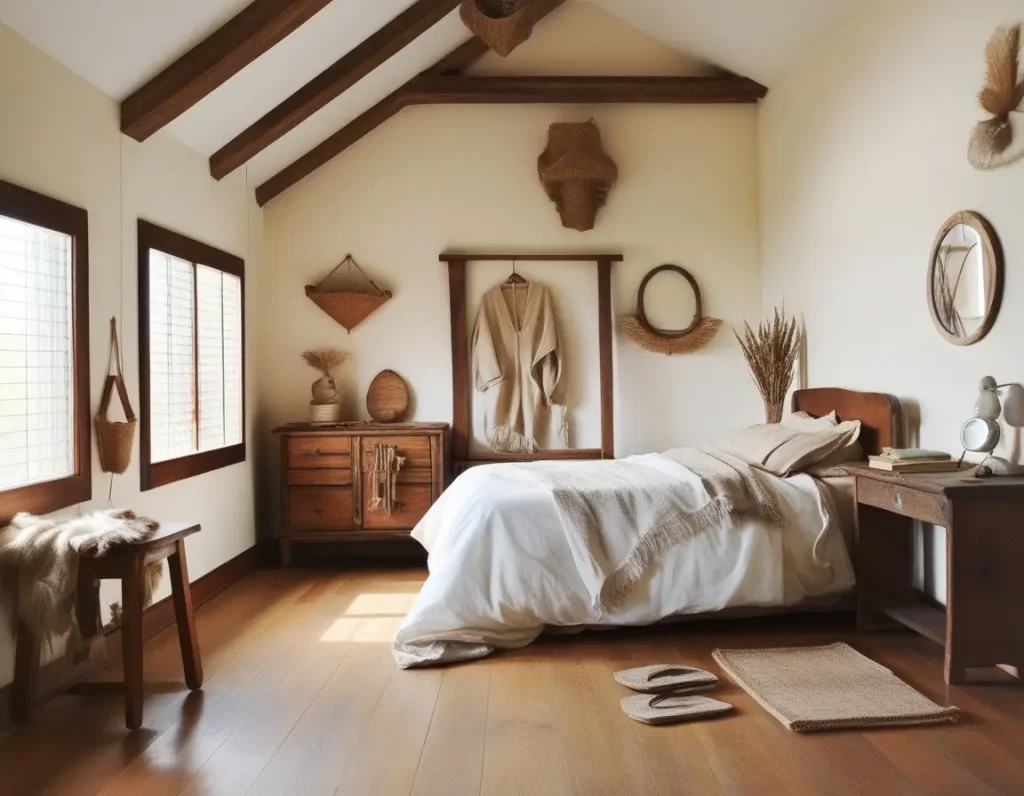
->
[[344, 592, 419, 616], [320, 615, 405, 643]]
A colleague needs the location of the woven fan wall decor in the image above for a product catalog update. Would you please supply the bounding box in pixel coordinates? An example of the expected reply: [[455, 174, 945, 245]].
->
[[538, 121, 618, 232], [460, 0, 535, 57], [620, 265, 722, 355], [305, 254, 392, 333]]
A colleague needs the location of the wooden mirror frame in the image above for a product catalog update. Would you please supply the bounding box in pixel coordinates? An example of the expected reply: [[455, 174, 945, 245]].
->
[[926, 210, 1003, 347], [635, 264, 703, 338]]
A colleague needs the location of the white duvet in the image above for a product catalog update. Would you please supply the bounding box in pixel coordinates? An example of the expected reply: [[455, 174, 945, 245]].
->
[[393, 453, 855, 668]]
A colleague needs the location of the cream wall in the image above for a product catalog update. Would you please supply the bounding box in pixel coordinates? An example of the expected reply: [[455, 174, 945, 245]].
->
[[0, 22, 262, 686], [259, 5, 763, 518], [760, 0, 1024, 602]]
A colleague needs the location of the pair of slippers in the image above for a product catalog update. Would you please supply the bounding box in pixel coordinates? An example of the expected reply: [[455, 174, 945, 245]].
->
[[614, 665, 733, 726]]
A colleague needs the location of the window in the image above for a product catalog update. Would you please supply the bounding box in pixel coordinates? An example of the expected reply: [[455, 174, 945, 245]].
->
[[138, 221, 244, 490], [0, 179, 90, 522]]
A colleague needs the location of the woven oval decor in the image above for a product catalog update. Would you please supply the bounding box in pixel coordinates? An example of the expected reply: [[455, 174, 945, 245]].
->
[[366, 370, 410, 423], [620, 265, 722, 355]]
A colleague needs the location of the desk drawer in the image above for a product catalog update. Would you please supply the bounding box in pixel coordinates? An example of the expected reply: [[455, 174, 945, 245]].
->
[[857, 477, 947, 526]]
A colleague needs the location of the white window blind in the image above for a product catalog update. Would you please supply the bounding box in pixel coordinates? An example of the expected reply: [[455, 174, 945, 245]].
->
[[148, 250, 242, 463], [0, 214, 74, 491]]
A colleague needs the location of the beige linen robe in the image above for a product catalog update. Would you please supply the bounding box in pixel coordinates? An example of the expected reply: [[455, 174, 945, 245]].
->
[[472, 283, 567, 452]]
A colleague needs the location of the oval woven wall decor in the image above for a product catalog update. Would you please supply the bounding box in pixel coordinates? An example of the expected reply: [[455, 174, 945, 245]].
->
[[620, 264, 723, 355], [366, 370, 410, 423]]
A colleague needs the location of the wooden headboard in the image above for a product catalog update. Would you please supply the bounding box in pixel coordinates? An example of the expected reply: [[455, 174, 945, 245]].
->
[[792, 388, 902, 456]]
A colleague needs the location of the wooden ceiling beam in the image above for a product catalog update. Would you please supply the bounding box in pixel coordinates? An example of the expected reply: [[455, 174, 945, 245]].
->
[[404, 75, 769, 105], [121, 0, 334, 142], [210, 0, 461, 180], [253, 0, 569, 206]]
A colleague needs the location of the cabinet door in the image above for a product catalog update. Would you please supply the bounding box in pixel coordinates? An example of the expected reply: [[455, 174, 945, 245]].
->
[[361, 482, 432, 530], [288, 486, 354, 531]]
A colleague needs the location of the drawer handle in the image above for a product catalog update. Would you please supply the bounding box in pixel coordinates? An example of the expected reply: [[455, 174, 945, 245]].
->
[[893, 493, 904, 510]]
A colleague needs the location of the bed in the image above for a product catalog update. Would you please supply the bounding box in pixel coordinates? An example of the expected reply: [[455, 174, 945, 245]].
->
[[393, 388, 901, 668]]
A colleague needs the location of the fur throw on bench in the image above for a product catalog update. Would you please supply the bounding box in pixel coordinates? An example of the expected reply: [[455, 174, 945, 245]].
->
[[0, 509, 162, 661]]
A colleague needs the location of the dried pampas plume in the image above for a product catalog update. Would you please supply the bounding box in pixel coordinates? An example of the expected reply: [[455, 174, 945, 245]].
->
[[301, 348, 347, 378], [969, 24, 1024, 170], [735, 307, 801, 424]]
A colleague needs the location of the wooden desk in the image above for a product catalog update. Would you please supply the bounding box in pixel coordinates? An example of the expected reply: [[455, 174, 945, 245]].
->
[[846, 464, 1024, 684], [10, 522, 203, 729]]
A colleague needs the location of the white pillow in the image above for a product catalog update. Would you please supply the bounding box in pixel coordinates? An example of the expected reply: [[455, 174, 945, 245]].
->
[[782, 410, 838, 432]]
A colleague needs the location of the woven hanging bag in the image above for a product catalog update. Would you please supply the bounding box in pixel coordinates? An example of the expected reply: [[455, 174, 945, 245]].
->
[[95, 318, 137, 474], [460, 0, 534, 57], [538, 121, 618, 231]]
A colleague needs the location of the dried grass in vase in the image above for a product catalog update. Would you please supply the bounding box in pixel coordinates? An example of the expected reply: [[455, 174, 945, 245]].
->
[[735, 308, 801, 424], [301, 348, 348, 405]]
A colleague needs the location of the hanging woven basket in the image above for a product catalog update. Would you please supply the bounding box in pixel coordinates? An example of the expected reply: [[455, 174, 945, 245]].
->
[[460, 0, 534, 57], [95, 318, 136, 474], [538, 121, 618, 232], [305, 254, 393, 333]]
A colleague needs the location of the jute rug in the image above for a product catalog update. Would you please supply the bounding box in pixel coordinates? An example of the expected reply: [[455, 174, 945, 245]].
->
[[713, 642, 960, 732]]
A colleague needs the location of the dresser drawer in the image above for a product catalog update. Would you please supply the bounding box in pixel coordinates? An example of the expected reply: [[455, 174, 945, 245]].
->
[[287, 469, 352, 486], [362, 483, 432, 530], [287, 486, 354, 531], [360, 436, 431, 471], [288, 436, 351, 470], [856, 477, 947, 527]]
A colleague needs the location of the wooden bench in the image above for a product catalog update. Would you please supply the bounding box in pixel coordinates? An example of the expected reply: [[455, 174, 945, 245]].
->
[[10, 522, 203, 730]]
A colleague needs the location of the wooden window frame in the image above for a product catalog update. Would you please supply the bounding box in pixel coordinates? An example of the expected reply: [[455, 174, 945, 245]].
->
[[0, 179, 91, 524], [138, 220, 245, 491]]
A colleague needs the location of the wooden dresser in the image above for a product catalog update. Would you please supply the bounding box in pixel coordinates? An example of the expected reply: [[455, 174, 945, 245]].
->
[[273, 422, 448, 563]]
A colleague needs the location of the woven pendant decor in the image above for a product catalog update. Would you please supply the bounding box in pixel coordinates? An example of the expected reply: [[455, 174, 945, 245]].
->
[[460, 0, 534, 57], [538, 121, 618, 232], [305, 254, 392, 333], [620, 265, 722, 355]]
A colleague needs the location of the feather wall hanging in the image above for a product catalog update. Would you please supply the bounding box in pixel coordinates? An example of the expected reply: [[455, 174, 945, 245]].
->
[[969, 23, 1024, 170]]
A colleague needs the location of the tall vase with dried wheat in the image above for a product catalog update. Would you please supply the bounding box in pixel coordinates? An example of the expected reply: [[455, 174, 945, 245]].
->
[[735, 308, 801, 424]]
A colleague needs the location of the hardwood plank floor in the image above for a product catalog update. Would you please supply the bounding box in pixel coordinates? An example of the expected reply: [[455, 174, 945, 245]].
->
[[2, 566, 1022, 796]]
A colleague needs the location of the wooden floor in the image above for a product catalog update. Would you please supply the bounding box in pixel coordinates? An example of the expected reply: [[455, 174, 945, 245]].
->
[[2, 566, 1023, 796]]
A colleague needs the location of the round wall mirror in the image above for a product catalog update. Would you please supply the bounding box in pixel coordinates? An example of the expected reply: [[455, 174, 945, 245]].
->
[[927, 211, 1003, 346]]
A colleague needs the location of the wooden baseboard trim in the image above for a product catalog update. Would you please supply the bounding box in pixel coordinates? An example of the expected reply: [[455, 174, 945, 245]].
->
[[0, 539, 270, 722]]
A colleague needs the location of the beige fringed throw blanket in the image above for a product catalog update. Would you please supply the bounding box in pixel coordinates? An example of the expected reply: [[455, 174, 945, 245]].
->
[[0, 509, 162, 661], [496, 448, 783, 613]]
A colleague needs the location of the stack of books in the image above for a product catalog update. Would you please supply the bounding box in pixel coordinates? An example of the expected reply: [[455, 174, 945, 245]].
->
[[868, 448, 960, 473]]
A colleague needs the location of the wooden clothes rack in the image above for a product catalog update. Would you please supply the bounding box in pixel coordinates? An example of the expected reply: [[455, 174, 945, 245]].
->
[[442, 252, 622, 471]]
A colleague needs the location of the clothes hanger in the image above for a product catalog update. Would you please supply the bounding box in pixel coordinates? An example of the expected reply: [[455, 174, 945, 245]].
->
[[503, 258, 528, 287], [501, 259, 527, 329]]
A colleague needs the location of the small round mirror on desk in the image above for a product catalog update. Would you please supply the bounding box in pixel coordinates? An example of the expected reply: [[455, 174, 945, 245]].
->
[[927, 211, 1003, 346]]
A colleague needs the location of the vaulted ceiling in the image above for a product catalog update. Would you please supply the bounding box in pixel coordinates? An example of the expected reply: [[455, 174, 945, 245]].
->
[[0, 0, 860, 202]]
